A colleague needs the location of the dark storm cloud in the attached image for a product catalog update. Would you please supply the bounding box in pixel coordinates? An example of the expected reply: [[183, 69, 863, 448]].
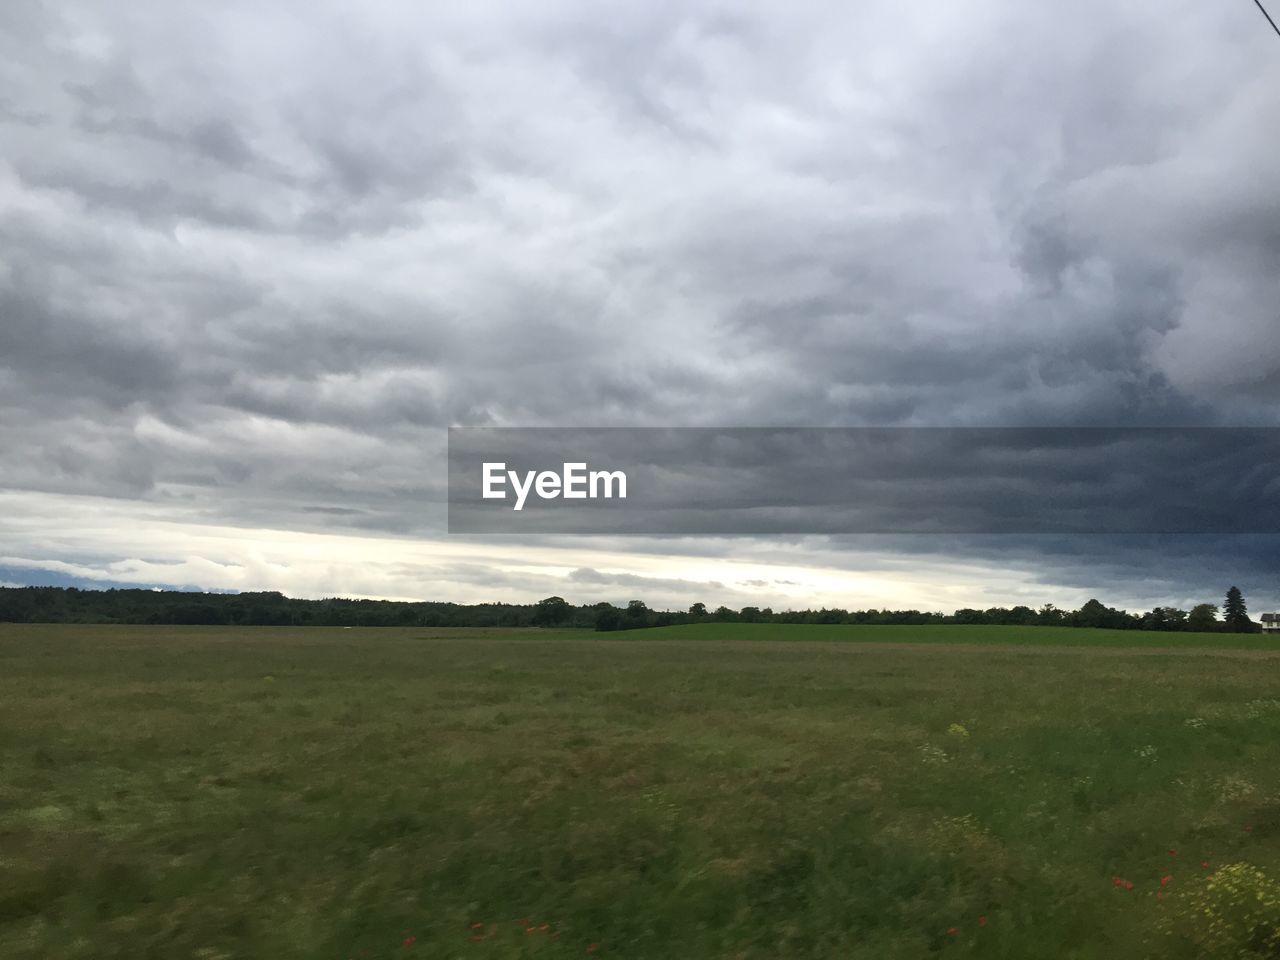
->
[[0, 0, 1277, 602], [0, 282, 177, 405]]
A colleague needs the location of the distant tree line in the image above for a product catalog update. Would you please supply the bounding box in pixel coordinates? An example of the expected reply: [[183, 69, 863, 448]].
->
[[0, 585, 1266, 634], [590, 587, 1263, 633]]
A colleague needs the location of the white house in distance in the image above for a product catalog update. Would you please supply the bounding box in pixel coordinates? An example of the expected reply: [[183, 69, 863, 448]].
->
[[1263, 613, 1280, 634]]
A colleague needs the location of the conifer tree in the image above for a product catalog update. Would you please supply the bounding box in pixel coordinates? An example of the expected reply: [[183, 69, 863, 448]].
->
[[1224, 586, 1251, 633]]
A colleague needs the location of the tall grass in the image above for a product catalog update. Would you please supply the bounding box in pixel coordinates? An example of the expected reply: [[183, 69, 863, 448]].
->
[[1, 624, 1279, 958]]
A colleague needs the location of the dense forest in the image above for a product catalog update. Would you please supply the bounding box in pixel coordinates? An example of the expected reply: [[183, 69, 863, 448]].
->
[[0, 585, 1263, 633]]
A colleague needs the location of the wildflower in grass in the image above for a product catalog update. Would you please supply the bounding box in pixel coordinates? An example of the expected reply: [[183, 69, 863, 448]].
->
[[471, 922, 483, 930], [978, 915, 987, 927], [947, 927, 958, 937], [1156, 861, 1280, 955], [919, 744, 949, 766], [1243, 698, 1280, 719], [1168, 849, 1177, 858], [587, 944, 600, 954], [403, 936, 416, 947], [947, 723, 970, 739], [1215, 775, 1256, 803], [927, 813, 994, 857], [1202, 861, 1211, 870], [1162, 875, 1172, 887]]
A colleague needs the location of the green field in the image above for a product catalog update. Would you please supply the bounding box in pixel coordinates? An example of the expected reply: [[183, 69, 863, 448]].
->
[[3, 623, 1280, 959]]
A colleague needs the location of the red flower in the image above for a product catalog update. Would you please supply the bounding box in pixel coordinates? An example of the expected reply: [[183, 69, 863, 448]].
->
[[978, 915, 988, 927], [469, 936, 485, 943], [403, 936, 416, 947], [471, 922, 484, 930], [947, 927, 958, 937], [1201, 861, 1211, 870], [1168, 849, 1177, 857], [587, 945, 600, 954]]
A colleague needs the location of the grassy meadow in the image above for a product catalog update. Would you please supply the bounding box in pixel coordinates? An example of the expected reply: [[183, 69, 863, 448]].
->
[[2, 623, 1280, 959]]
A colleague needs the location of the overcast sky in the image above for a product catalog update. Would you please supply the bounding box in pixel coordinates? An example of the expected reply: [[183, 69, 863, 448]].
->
[[1, 0, 1278, 613]]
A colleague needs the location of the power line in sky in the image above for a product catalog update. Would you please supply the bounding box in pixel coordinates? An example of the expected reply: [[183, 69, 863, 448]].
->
[[1253, 0, 1280, 39]]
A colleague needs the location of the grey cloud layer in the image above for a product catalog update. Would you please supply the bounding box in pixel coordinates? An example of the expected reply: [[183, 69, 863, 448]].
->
[[1, 0, 1277, 601]]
